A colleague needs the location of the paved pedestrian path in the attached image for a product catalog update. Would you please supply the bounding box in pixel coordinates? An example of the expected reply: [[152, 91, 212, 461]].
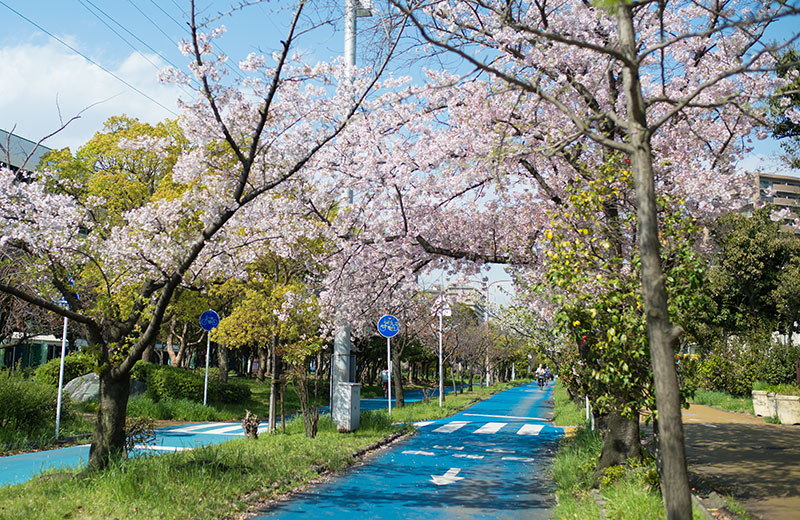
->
[[683, 403, 800, 520]]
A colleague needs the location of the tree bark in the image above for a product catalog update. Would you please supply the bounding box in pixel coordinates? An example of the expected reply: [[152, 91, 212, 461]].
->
[[87, 369, 131, 471], [393, 345, 404, 407], [257, 345, 267, 383], [218, 345, 228, 383], [596, 410, 642, 471], [616, 4, 691, 518]]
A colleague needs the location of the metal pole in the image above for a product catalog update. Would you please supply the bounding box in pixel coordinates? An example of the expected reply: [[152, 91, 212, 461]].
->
[[485, 286, 490, 386], [203, 332, 210, 406], [438, 312, 443, 408], [55, 315, 68, 440], [387, 336, 392, 415], [344, 0, 356, 75]]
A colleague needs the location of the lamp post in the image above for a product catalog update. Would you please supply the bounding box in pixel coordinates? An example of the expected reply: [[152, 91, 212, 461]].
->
[[484, 279, 513, 386], [433, 295, 452, 407]]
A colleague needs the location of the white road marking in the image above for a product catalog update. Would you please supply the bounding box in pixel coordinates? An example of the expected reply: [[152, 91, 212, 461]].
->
[[434, 445, 464, 451], [702, 423, 719, 428], [474, 422, 507, 434], [135, 445, 191, 452], [403, 450, 435, 456], [464, 413, 548, 422], [517, 424, 545, 436], [202, 424, 246, 435], [166, 422, 232, 434], [453, 453, 484, 459], [486, 448, 515, 454], [430, 468, 464, 486], [414, 421, 435, 428], [434, 421, 470, 433], [502, 456, 535, 462]]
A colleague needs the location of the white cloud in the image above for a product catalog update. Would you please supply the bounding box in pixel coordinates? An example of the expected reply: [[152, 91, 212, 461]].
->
[[0, 40, 186, 151]]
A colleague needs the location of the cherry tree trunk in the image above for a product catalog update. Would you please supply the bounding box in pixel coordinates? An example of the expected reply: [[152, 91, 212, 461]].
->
[[87, 370, 131, 471], [218, 345, 228, 384], [392, 349, 404, 408], [257, 346, 267, 382], [617, 4, 691, 517], [596, 410, 641, 471]]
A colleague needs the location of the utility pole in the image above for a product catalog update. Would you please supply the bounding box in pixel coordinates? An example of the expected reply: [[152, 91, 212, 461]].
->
[[331, 0, 371, 431]]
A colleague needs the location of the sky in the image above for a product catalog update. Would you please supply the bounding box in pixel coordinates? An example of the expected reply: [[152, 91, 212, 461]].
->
[[0, 0, 351, 150]]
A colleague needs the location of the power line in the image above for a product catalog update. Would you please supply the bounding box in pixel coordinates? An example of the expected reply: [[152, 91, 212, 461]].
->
[[75, 0, 196, 95], [0, 0, 179, 118], [143, 0, 246, 80]]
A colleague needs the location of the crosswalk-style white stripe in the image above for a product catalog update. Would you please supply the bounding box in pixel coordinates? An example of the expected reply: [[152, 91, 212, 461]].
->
[[517, 424, 545, 436], [202, 424, 245, 435], [433, 421, 470, 433], [166, 422, 232, 434], [474, 422, 506, 434]]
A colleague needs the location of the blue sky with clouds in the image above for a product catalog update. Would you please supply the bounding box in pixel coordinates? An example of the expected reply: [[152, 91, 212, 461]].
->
[[0, 1, 354, 149]]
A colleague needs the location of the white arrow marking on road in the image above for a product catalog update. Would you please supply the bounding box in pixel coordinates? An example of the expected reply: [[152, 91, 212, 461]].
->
[[453, 453, 484, 459], [403, 450, 435, 456], [135, 445, 191, 452], [502, 456, 535, 462], [434, 445, 464, 451], [486, 448, 515, 454], [431, 468, 464, 486]]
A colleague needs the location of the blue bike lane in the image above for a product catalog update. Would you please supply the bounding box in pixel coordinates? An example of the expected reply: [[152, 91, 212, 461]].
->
[[255, 382, 563, 520], [0, 387, 458, 488]]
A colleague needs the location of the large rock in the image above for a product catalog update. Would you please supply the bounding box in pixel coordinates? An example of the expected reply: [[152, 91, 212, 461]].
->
[[64, 372, 146, 402]]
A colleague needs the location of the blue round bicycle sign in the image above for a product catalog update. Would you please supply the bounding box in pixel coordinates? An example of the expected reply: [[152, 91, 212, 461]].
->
[[200, 310, 220, 331], [377, 314, 399, 338]]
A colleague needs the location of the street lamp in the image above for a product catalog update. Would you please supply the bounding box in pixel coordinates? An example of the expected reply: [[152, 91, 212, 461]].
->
[[432, 294, 452, 407], [484, 279, 513, 386]]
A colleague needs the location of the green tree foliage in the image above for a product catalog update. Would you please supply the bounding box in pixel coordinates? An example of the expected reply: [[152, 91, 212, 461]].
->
[[541, 158, 706, 420]]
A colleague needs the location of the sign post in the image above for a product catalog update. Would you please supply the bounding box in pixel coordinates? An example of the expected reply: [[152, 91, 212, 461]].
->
[[54, 297, 68, 440], [377, 314, 399, 414], [432, 297, 451, 408], [200, 310, 220, 406]]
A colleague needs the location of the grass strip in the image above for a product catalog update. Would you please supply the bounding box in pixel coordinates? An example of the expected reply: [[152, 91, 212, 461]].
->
[[0, 381, 523, 519], [550, 382, 707, 520], [690, 390, 753, 415]]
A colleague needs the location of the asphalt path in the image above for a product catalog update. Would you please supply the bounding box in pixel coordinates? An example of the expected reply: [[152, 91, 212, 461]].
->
[[254, 382, 563, 520], [0, 386, 460, 488]]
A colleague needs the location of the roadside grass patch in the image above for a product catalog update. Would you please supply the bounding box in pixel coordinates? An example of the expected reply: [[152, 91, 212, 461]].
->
[[552, 380, 588, 427], [690, 389, 753, 415], [551, 382, 710, 520]]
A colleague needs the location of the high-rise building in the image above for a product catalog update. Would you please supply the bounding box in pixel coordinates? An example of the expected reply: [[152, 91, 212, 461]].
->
[[756, 172, 800, 230]]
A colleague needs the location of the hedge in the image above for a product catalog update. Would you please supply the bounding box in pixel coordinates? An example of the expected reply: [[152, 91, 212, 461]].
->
[[33, 352, 96, 386], [132, 361, 250, 404], [0, 370, 62, 434]]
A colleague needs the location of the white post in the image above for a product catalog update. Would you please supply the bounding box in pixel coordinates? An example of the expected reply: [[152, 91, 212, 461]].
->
[[511, 363, 515, 381], [55, 315, 68, 440], [585, 396, 590, 420], [438, 312, 443, 408], [387, 336, 392, 415], [203, 332, 211, 406], [485, 288, 491, 386]]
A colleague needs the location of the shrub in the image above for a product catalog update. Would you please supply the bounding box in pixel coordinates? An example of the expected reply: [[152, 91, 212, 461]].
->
[[131, 360, 158, 384], [0, 370, 62, 435], [145, 364, 250, 403], [33, 352, 96, 386]]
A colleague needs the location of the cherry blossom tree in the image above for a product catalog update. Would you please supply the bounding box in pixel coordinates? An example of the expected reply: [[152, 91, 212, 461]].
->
[[0, 0, 401, 470], [300, 2, 799, 517]]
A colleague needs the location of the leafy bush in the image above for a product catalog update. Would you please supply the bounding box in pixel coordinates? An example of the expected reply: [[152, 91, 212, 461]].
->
[[145, 364, 250, 403], [131, 360, 159, 384], [33, 352, 96, 386], [0, 369, 64, 435]]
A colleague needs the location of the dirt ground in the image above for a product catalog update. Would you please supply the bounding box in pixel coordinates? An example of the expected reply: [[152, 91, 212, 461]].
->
[[681, 404, 800, 520]]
